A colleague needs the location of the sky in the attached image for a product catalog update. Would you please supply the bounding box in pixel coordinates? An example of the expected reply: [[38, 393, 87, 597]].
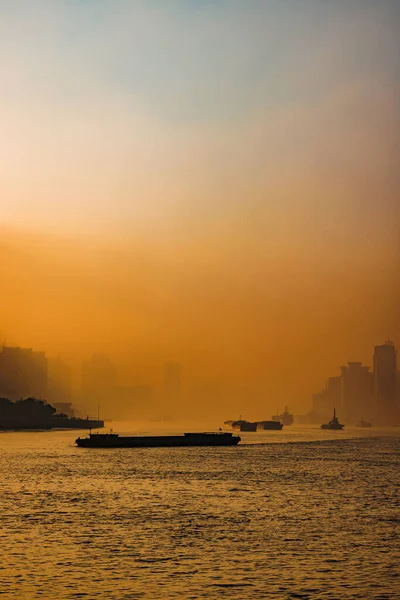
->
[[0, 0, 399, 417]]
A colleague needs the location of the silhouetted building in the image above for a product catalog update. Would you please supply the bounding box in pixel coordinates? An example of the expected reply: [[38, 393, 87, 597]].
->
[[397, 371, 400, 406], [0, 346, 48, 401], [309, 340, 399, 425], [373, 340, 398, 424], [47, 357, 72, 405], [341, 362, 374, 423], [311, 376, 341, 422]]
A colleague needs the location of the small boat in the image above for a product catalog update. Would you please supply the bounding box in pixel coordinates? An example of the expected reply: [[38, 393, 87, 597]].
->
[[76, 431, 241, 448], [321, 408, 344, 430], [357, 420, 372, 428]]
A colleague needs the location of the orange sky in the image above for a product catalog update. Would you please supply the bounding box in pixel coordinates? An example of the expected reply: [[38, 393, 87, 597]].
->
[[1, 1, 399, 417]]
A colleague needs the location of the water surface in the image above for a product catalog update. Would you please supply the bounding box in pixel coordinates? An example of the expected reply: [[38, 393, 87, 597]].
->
[[1, 424, 399, 599]]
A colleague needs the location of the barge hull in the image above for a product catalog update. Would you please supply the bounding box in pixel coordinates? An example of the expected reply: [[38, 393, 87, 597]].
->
[[76, 432, 240, 448]]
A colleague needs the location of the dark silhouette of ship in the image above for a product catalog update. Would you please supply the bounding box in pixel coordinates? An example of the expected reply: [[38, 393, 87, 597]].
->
[[321, 408, 344, 430], [76, 431, 241, 448], [225, 419, 283, 431], [231, 420, 257, 432], [256, 420, 283, 431], [272, 406, 294, 426]]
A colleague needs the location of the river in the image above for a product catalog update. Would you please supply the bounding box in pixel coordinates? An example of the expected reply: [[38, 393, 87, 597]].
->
[[1, 423, 399, 599]]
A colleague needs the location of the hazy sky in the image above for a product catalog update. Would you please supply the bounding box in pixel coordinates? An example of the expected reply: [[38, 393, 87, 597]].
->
[[1, 1, 399, 414]]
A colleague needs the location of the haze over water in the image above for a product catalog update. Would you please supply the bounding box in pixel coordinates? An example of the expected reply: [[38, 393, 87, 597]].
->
[[1, 0, 400, 418], [1, 2, 400, 598]]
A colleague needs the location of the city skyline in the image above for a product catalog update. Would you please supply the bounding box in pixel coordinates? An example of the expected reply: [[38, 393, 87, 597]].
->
[[0, 3, 399, 598], [1, 0, 399, 420], [0, 337, 398, 423], [310, 339, 399, 426]]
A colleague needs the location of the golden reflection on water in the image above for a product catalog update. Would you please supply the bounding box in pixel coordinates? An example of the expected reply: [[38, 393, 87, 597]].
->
[[0, 425, 399, 599]]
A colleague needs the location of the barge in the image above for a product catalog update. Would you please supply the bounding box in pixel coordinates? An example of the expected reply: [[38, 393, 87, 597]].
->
[[76, 431, 241, 448]]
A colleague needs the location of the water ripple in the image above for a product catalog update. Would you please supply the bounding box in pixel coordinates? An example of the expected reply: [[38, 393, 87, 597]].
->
[[0, 432, 399, 599]]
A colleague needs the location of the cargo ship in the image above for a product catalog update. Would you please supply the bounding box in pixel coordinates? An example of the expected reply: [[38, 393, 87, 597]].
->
[[272, 406, 294, 426], [75, 431, 241, 448], [231, 420, 257, 432], [256, 420, 283, 431], [226, 419, 283, 431]]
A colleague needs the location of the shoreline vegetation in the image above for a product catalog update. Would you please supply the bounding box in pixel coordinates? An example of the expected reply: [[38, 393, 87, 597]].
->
[[0, 397, 104, 430]]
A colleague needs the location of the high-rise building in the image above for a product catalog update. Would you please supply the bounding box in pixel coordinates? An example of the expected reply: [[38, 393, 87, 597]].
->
[[0, 346, 48, 401], [340, 362, 374, 423], [311, 376, 341, 421], [373, 340, 398, 424], [47, 357, 72, 405]]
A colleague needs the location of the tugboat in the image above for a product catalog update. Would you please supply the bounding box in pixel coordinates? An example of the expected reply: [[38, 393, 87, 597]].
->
[[272, 406, 294, 426], [321, 408, 344, 430]]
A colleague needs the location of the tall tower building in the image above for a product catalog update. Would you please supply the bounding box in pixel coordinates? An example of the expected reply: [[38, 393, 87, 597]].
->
[[311, 376, 341, 422], [373, 340, 398, 425], [340, 362, 374, 423], [0, 346, 48, 401], [47, 357, 72, 403]]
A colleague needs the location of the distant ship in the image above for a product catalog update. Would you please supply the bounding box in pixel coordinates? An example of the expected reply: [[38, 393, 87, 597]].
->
[[225, 419, 283, 432], [231, 420, 257, 432], [357, 420, 372, 428], [272, 406, 294, 426], [256, 420, 283, 431], [76, 431, 241, 448], [321, 408, 344, 430]]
